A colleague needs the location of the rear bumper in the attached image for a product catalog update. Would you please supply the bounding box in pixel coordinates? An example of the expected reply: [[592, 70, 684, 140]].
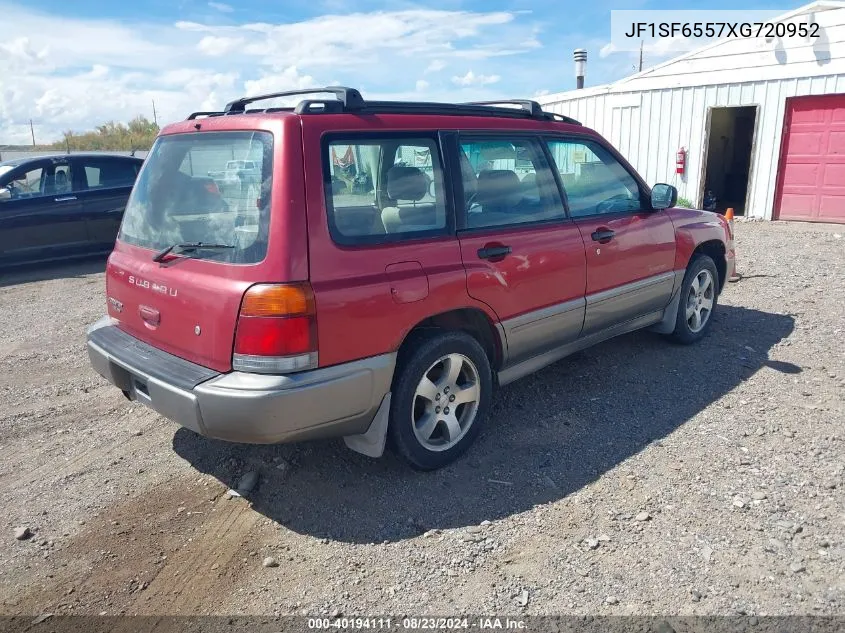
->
[[86, 317, 395, 444]]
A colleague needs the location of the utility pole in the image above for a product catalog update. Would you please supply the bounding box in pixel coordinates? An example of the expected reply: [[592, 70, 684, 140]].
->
[[639, 40, 644, 72], [30, 120, 36, 147], [152, 100, 158, 126]]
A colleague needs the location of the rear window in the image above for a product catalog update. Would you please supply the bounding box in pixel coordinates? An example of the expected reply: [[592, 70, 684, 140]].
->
[[118, 131, 273, 264], [83, 159, 139, 189]]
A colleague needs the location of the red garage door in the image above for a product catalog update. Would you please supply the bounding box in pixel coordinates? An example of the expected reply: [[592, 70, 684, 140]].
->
[[775, 94, 845, 223]]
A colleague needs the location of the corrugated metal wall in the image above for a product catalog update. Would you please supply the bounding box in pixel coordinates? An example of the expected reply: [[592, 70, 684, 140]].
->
[[539, 4, 845, 220], [541, 74, 845, 219]]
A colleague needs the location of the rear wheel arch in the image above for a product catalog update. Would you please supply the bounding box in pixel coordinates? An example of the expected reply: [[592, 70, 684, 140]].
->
[[395, 307, 504, 374], [689, 240, 726, 293]]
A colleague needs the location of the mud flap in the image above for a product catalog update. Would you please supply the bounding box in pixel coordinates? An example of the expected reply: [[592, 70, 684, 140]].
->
[[649, 279, 683, 335], [343, 393, 391, 458]]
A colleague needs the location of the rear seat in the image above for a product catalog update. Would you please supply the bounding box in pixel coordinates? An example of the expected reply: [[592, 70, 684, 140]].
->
[[381, 166, 437, 233]]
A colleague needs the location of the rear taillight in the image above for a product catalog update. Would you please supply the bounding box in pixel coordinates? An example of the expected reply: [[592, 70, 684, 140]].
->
[[233, 283, 317, 374]]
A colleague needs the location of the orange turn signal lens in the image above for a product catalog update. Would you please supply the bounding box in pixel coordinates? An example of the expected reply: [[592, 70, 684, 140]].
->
[[240, 283, 314, 317]]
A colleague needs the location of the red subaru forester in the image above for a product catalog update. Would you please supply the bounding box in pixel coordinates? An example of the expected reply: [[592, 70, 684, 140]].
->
[[86, 87, 736, 470]]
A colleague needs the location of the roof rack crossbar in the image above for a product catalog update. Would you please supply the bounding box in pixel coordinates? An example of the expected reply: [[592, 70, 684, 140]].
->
[[223, 86, 365, 114]]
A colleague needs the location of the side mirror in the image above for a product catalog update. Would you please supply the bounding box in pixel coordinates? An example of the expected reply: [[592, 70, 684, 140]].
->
[[0, 186, 11, 202], [651, 183, 677, 210]]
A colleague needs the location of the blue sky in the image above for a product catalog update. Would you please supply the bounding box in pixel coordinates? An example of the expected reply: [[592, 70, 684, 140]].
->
[[0, 0, 795, 143]]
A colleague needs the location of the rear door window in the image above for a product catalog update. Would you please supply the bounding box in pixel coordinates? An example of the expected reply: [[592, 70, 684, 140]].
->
[[82, 159, 139, 189], [118, 131, 273, 264], [324, 137, 448, 244]]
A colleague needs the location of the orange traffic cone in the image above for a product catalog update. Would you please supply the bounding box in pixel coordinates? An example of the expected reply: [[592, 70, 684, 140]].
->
[[724, 208, 741, 282]]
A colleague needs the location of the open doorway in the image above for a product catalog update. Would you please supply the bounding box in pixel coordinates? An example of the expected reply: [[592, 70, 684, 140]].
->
[[700, 106, 758, 216]]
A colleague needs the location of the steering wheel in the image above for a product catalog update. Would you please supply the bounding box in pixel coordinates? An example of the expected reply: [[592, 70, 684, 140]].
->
[[595, 193, 633, 215], [464, 190, 480, 211]]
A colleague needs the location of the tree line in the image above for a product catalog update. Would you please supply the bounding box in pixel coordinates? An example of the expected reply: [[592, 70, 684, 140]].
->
[[2, 116, 160, 152], [55, 116, 160, 151]]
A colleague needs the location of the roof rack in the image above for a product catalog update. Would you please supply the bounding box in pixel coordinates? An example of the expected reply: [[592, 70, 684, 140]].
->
[[465, 100, 581, 125], [186, 86, 581, 125], [464, 100, 545, 118]]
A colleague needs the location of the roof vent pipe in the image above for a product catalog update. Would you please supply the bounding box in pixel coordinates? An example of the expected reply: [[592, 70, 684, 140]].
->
[[574, 49, 587, 89]]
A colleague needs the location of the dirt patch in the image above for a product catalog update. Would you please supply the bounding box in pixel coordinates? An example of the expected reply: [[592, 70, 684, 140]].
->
[[0, 223, 842, 617]]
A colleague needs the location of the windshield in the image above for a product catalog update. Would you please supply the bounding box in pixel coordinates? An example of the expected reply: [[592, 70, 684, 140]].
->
[[0, 165, 15, 180], [118, 131, 273, 264]]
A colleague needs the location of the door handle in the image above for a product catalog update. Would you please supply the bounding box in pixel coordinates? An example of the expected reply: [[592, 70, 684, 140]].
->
[[477, 245, 512, 260], [54, 196, 77, 202], [591, 228, 615, 243]]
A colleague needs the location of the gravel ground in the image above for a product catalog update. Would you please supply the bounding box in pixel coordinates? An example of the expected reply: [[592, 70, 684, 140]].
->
[[0, 220, 842, 618]]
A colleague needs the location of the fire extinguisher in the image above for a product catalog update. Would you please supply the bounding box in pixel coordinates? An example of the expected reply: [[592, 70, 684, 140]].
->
[[676, 147, 686, 175]]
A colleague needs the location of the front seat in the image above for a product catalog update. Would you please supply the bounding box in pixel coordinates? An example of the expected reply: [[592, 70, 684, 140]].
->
[[54, 171, 69, 193], [476, 169, 523, 214], [381, 166, 436, 233]]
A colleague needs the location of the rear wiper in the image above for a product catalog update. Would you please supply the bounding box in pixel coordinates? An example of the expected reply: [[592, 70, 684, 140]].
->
[[152, 242, 235, 262]]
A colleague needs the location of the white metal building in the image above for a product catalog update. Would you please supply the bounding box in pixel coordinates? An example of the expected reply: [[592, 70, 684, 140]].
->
[[538, 1, 845, 223]]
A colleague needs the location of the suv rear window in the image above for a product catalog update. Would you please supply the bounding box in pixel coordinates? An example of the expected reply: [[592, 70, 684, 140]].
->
[[118, 131, 272, 264]]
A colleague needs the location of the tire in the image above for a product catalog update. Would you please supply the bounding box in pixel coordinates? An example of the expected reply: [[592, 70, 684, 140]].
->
[[670, 254, 719, 344], [388, 330, 493, 470]]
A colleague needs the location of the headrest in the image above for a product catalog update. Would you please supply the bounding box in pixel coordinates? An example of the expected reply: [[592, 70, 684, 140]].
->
[[387, 166, 428, 202], [459, 152, 477, 199], [476, 170, 522, 207]]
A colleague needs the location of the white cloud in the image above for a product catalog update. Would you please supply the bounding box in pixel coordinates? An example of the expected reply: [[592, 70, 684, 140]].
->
[[0, 4, 543, 144], [208, 1, 234, 12], [197, 35, 243, 56], [0, 37, 50, 67], [424, 59, 446, 74], [451, 70, 501, 87], [243, 67, 317, 99], [599, 42, 617, 58]]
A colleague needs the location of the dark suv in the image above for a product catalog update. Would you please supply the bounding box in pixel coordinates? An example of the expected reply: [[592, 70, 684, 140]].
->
[[86, 87, 735, 470], [0, 153, 143, 267]]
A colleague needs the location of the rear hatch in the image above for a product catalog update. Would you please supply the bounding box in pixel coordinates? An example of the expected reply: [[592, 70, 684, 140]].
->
[[105, 123, 302, 372]]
